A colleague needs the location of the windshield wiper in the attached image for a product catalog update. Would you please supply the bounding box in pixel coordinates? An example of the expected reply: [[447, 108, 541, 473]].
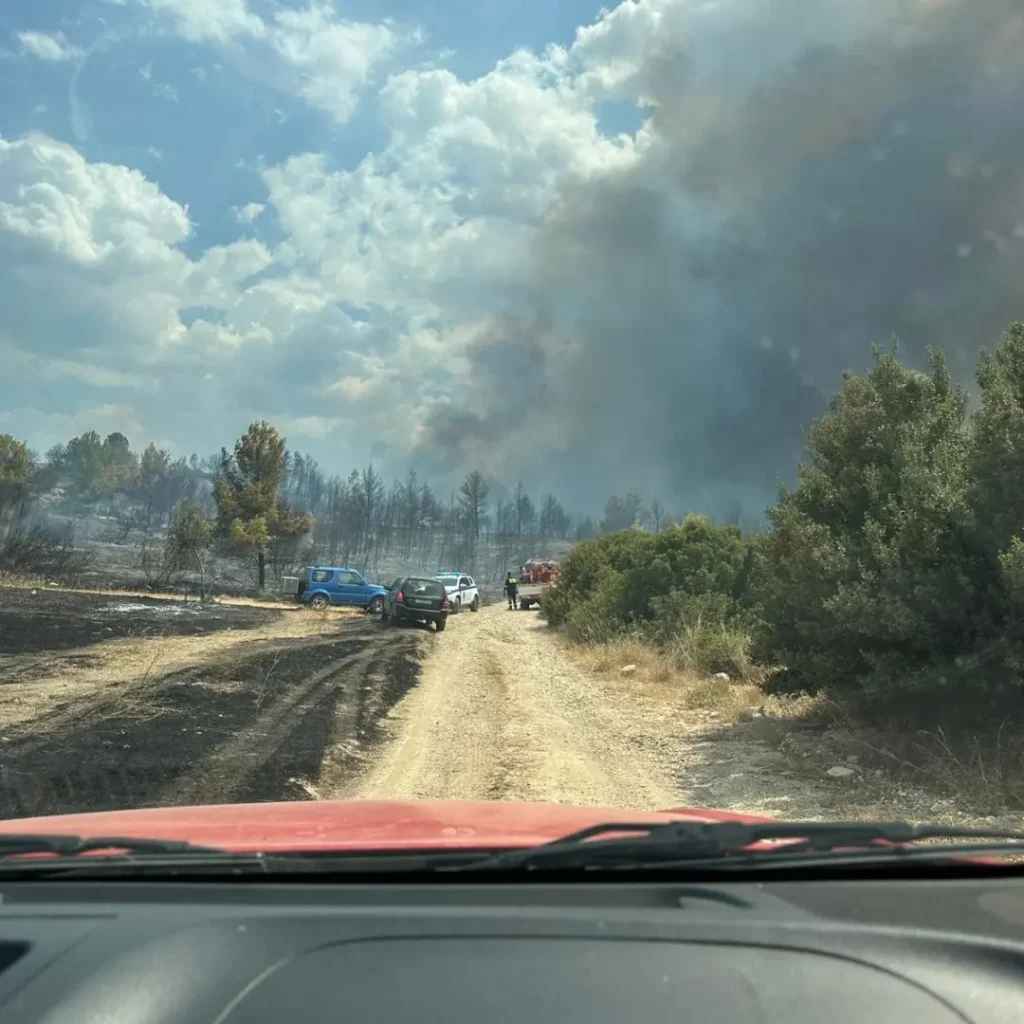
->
[[0, 834, 226, 861], [447, 820, 1024, 873]]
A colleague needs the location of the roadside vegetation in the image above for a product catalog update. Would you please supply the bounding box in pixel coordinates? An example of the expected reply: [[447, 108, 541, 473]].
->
[[545, 323, 1024, 814]]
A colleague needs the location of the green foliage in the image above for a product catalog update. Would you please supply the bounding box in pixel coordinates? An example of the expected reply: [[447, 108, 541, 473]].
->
[[0, 434, 37, 526], [752, 345, 979, 693], [0, 434, 34, 486], [166, 501, 213, 567], [544, 513, 755, 675], [548, 323, 1024, 710], [213, 422, 314, 588]]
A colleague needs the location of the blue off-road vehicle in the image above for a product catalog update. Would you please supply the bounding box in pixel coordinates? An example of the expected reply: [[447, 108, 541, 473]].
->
[[296, 566, 387, 614]]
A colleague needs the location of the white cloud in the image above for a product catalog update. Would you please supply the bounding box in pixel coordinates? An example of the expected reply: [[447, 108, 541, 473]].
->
[[233, 202, 265, 224], [0, 133, 191, 264], [18, 30, 85, 62], [120, 0, 412, 122], [1, 0, 680, 482], [268, 4, 406, 121], [125, 0, 264, 44]]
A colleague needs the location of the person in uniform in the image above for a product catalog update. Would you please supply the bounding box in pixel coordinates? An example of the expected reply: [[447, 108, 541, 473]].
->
[[504, 571, 519, 610]]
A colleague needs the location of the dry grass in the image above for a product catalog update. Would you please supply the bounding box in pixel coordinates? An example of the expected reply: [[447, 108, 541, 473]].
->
[[778, 696, 1024, 815], [570, 636, 1024, 820], [572, 639, 765, 715]]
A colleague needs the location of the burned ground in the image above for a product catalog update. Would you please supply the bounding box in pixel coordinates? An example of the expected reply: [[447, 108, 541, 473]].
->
[[0, 587, 430, 818], [0, 586, 278, 656]]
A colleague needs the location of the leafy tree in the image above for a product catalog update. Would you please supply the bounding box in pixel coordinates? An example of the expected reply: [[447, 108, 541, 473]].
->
[[966, 322, 1024, 667], [599, 493, 644, 533], [213, 422, 313, 589], [165, 500, 214, 598], [538, 494, 569, 542], [752, 345, 975, 694], [61, 431, 105, 498], [0, 434, 35, 522], [573, 516, 597, 541]]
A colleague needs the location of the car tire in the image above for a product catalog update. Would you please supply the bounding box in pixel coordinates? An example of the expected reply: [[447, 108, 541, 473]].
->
[[435, 616, 447, 632], [381, 605, 390, 624], [310, 594, 329, 610], [369, 596, 384, 615], [452, 598, 461, 614], [470, 596, 480, 612]]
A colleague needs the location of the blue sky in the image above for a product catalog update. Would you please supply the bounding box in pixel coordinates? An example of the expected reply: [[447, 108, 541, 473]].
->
[[0, 0, 650, 498], [1, 0, 1021, 512]]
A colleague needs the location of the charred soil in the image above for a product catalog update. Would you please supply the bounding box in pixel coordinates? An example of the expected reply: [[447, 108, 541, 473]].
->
[[0, 586, 431, 818]]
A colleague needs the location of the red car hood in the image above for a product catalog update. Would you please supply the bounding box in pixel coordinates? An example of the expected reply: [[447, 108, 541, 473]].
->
[[0, 800, 772, 853]]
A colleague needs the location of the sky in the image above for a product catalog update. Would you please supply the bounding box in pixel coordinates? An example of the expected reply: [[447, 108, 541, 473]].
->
[[1, 0, 1024, 517]]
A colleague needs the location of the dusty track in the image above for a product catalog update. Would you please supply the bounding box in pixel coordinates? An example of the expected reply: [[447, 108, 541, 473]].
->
[[8, 587, 981, 826], [350, 604, 814, 812]]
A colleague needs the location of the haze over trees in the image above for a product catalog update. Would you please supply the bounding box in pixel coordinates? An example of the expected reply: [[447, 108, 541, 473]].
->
[[2, 419, 658, 590]]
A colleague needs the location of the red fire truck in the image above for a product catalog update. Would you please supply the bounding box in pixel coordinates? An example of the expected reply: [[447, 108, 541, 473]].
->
[[516, 557, 560, 610]]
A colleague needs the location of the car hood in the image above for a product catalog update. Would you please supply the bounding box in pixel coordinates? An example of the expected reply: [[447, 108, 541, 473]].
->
[[0, 800, 771, 853]]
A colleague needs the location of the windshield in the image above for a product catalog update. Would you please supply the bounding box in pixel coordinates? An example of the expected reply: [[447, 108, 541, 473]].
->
[[405, 579, 445, 597], [1, 0, 1022, 861]]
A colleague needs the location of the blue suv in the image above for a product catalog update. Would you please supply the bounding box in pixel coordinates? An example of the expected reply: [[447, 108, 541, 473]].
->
[[297, 566, 388, 614]]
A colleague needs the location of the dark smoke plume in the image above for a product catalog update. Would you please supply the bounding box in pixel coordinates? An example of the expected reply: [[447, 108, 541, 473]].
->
[[414, 0, 1024, 516]]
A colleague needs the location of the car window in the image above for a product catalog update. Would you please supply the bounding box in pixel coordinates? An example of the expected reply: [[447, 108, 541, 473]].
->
[[337, 571, 362, 585], [459, 577, 471, 587], [389, 578, 402, 592], [407, 579, 445, 597], [311, 569, 333, 584]]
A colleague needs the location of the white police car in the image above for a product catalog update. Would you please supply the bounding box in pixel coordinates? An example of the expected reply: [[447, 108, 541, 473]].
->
[[435, 571, 480, 614]]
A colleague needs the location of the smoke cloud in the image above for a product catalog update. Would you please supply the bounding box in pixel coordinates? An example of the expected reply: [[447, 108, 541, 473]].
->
[[413, 0, 1024, 518]]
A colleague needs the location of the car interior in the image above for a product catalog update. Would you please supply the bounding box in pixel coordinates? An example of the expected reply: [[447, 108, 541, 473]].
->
[[0, 874, 1023, 1022]]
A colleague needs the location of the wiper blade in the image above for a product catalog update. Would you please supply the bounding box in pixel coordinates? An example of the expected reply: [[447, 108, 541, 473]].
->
[[0, 833, 225, 861], [450, 820, 1024, 872]]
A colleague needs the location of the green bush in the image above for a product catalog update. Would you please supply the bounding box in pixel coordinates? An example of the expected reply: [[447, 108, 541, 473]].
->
[[752, 324, 1024, 705], [550, 322, 1024, 709], [544, 515, 756, 675]]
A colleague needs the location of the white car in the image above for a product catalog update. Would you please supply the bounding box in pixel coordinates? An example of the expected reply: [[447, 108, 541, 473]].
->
[[435, 572, 480, 613]]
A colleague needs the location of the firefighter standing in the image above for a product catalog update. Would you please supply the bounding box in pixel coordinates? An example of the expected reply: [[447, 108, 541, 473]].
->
[[504, 571, 519, 610]]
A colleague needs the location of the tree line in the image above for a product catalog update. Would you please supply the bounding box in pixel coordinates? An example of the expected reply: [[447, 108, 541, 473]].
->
[[0, 419, 686, 591]]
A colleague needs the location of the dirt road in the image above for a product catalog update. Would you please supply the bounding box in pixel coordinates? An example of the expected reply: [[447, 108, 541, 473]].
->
[[349, 605, 835, 818], [5, 586, 978, 826]]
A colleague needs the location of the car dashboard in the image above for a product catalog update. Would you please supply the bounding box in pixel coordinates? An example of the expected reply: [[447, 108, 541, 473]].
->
[[0, 875, 1023, 1022]]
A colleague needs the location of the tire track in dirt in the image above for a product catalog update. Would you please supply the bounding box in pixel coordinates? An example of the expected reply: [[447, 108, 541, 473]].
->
[[0, 618, 429, 818], [165, 643, 382, 806]]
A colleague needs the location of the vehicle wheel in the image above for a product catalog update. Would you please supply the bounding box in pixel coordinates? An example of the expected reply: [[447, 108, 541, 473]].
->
[[310, 594, 329, 610], [435, 616, 447, 632], [380, 605, 390, 624], [520, 599, 530, 610], [389, 605, 399, 626], [369, 596, 384, 615], [470, 595, 480, 612], [452, 598, 461, 614]]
